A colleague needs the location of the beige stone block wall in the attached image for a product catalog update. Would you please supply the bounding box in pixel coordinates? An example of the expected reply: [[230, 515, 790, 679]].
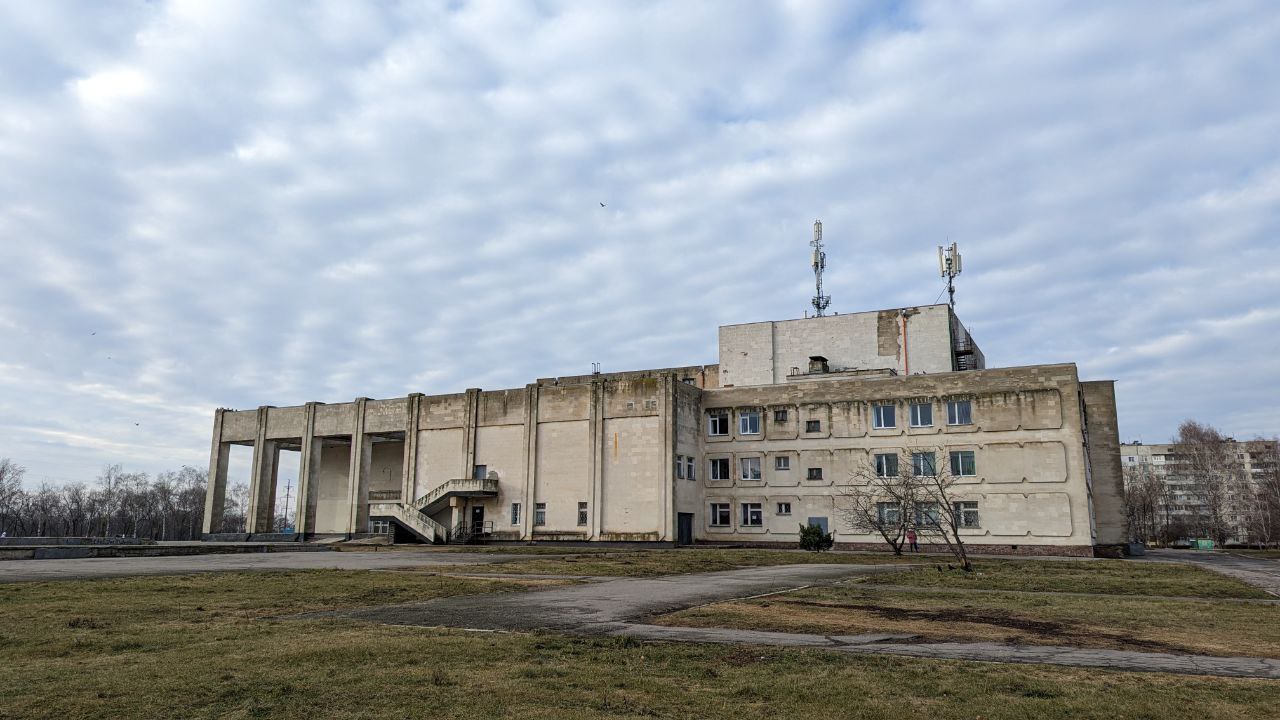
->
[[474, 424, 526, 528], [314, 443, 351, 534], [367, 442, 404, 494], [416, 428, 464, 499], [534, 420, 591, 533], [601, 416, 663, 537]]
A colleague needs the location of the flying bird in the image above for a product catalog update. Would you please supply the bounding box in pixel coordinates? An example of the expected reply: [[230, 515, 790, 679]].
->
[[599, 202, 606, 207]]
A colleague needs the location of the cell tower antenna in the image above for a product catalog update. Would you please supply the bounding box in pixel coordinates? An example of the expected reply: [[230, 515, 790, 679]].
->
[[937, 241, 963, 308], [810, 220, 831, 317]]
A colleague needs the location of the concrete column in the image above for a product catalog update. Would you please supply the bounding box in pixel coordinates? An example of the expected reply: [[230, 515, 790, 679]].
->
[[522, 383, 539, 540], [462, 388, 480, 479], [401, 394, 422, 504], [201, 409, 229, 536], [660, 374, 676, 542], [589, 378, 604, 539], [294, 402, 320, 535], [246, 406, 278, 533], [346, 398, 371, 534]]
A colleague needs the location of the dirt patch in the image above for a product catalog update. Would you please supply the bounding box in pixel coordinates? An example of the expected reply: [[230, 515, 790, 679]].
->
[[761, 598, 1197, 654]]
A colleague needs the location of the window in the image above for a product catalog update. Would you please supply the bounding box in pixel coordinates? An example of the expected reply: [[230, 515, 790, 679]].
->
[[741, 503, 763, 526], [910, 402, 933, 427], [681, 377, 696, 385], [685, 456, 696, 481], [874, 453, 899, 478], [710, 503, 731, 526], [578, 502, 589, 526], [775, 455, 791, 471], [510, 502, 521, 525], [708, 411, 729, 436], [806, 467, 823, 480], [534, 502, 546, 526], [776, 502, 792, 515], [914, 502, 941, 527], [912, 452, 936, 477], [949, 450, 976, 477], [805, 419, 822, 433], [876, 502, 901, 526], [675, 455, 686, 480], [873, 404, 896, 429], [739, 410, 761, 435], [947, 400, 973, 426], [710, 458, 731, 481], [741, 457, 762, 481], [954, 501, 980, 528], [774, 409, 788, 422], [472, 464, 488, 480], [370, 519, 392, 534]]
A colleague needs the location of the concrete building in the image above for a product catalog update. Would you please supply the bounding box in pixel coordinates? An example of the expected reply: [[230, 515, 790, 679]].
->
[[203, 303, 1126, 556], [1121, 439, 1278, 543]]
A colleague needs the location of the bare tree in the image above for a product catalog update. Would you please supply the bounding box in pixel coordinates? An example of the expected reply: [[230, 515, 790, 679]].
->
[[0, 458, 27, 536], [1170, 421, 1247, 544], [1123, 463, 1165, 544], [1242, 438, 1280, 548], [840, 447, 975, 570]]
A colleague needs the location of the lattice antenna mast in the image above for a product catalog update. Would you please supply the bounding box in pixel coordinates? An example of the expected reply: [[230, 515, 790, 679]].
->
[[810, 220, 831, 317], [937, 242, 963, 308]]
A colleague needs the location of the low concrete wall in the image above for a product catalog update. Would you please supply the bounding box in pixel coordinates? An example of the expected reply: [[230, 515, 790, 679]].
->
[[694, 539, 1097, 558], [0, 536, 153, 547], [1, 543, 333, 561]]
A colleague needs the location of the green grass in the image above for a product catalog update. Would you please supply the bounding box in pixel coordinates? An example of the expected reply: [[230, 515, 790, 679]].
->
[[657, 584, 1280, 658], [446, 548, 918, 576], [860, 558, 1269, 598], [2, 570, 1279, 719]]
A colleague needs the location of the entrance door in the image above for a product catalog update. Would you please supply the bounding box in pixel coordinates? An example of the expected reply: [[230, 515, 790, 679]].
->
[[807, 516, 829, 533], [471, 505, 485, 534], [677, 513, 694, 546]]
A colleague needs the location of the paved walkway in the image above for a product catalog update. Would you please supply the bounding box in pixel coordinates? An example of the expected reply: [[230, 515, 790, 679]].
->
[[1142, 549, 1280, 597], [310, 563, 1280, 679], [0, 549, 528, 583]]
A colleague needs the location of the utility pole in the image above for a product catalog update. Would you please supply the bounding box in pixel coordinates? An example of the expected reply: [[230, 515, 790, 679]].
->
[[281, 480, 293, 532]]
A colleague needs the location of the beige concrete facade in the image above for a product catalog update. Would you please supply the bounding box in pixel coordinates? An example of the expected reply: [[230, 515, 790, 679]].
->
[[202, 307, 1121, 555]]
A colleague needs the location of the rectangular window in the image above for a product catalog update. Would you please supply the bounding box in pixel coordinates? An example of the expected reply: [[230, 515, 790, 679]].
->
[[806, 467, 823, 481], [741, 503, 763, 526], [947, 400, 973, 426], [534, 502, 546, 526], [710, 503, 731, 526], [910, 402, 933, 427], [873, 404, 896, 429], [710, 458, 731, 481], [740, 457, 762, 481], [954, 501, 980, 528], [774, 409, 788, 422], [775, 455, 791, 471], [914, 502, 941, 527], [874, 453, 899, 478], [739, 410, 761, 435], [675, 454, 686, 480], [578, 502, 589, 526], [912, 452, 936, 477], [685, 456, 696, 481], [510, 502, 521, 525], [708, 411, 729, 436], [472, 464, 488, 480], [949, 450, 976, 477], [776, 502, 792, 515], [805, 419, 822, 433], [370, 519, 392, 534], [876, 502, 901, 526]]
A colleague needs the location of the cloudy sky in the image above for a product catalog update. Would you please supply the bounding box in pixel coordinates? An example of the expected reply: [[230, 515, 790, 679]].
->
[[2, 0, 1278, 487]]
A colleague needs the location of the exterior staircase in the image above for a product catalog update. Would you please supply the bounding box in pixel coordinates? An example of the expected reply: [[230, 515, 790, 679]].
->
[[368, 475, 499, 544]]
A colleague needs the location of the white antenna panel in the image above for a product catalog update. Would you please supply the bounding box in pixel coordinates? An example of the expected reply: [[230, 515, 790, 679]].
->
[[937, 246, 946, 277]]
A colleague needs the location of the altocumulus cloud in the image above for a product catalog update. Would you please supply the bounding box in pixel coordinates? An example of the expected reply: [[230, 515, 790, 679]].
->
[[1, 0, 1278, 484]]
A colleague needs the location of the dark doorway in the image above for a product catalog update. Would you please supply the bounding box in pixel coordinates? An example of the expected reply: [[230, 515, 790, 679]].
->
[[471, 505, 485, 534], [677, 513, 694, 546]]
